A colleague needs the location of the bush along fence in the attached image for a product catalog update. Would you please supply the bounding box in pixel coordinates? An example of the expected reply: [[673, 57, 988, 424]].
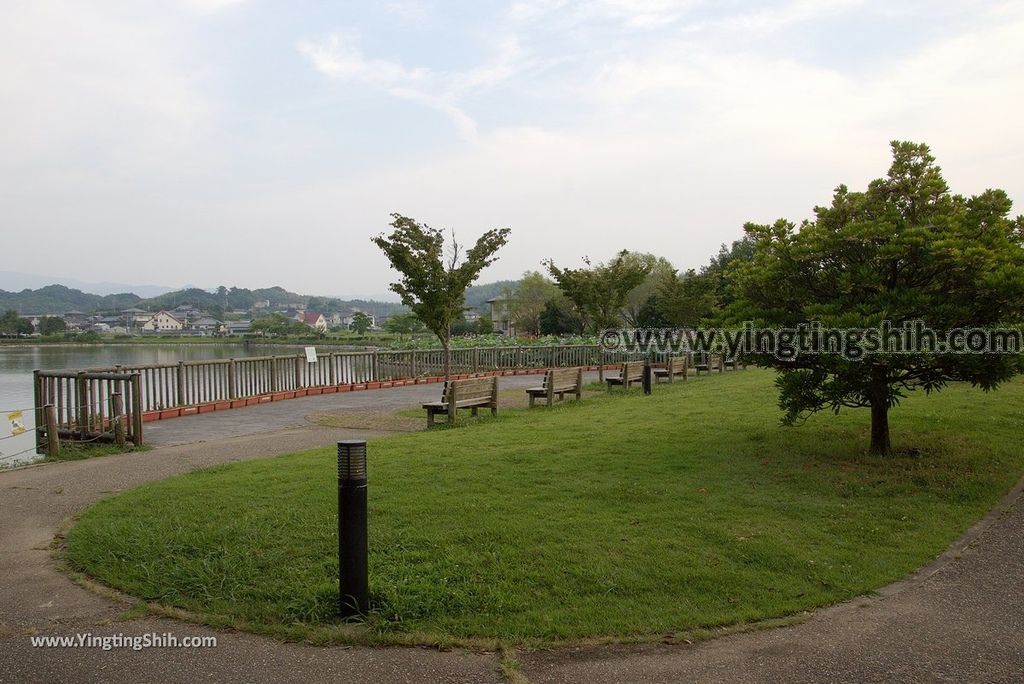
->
[[31, 345, 661, 447]]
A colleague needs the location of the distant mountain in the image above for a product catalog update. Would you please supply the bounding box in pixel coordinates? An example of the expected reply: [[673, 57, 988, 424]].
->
[[0, 271, 175, 298], [0, 280, 523, 317], [0, 285, 142, 314]]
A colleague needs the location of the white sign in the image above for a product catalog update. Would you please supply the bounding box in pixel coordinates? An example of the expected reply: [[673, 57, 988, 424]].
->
[[304, 346, 318, 363]]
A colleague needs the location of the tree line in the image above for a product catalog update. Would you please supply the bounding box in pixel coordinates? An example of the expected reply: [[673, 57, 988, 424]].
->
[[373, 141, 1024, 455]]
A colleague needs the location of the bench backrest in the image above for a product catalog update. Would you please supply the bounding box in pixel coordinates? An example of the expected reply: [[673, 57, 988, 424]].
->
[[666, 354, 687, 373], [545, 366, 583, 389], [621, 361, 645, 380], [441, 376, 497, 404]]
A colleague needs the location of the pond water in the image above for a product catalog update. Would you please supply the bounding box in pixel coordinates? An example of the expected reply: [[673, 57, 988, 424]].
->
[[0, 343, 284, 467]]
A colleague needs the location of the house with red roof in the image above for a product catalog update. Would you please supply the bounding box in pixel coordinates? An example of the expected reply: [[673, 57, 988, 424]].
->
[[299, 311, 328, 333]]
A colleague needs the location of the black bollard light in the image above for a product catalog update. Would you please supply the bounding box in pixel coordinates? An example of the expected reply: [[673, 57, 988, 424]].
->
[[643, 357, 652, 395], [337, 440, 368, 618]]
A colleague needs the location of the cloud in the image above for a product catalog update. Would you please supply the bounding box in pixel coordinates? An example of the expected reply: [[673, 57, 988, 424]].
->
[[384, 1, 433, 23], [179, 0, 246, 14], [0, 1, 208, 175], [298, 30, 534, 141]]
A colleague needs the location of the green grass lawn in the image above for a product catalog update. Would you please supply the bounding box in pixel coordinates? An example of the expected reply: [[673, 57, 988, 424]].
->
[[64, 369, 1024, 646]]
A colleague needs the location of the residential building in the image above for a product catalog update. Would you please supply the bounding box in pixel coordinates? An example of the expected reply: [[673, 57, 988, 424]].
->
[[141, 311, 185, 332], [121, 307, 148, 328], [486, 297, 516, 336], [226, 320, 251, 335], [300, 312, 328, 333], [190, 317, 224, 334]]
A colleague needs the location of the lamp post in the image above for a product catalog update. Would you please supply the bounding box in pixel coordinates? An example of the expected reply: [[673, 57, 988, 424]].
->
[[337, 440, 368, 617]]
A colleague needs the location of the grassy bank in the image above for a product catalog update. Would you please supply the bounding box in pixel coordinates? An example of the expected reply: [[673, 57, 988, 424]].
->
[[65, 370, 1024, 646]]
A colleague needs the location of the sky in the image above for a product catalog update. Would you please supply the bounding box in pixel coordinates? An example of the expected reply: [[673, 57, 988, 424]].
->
[[2, 0, 1023, 300]]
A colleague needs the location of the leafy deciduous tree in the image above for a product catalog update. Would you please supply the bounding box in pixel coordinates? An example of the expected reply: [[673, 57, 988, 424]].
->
[[543, 251, 652, 332], [38, 316, 67, 336], [349, 312, 372, 334], [383, 313, 426, 340], [656, 269, 717, 327], [506, 271, 561, 336], [372, 214, 510, 380], [0, 310, 33, 336], [619, 253, 675, 326]]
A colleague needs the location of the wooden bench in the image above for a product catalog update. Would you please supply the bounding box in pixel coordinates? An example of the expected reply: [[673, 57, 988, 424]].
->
[[526, 367, 584, 407], [693, 352, 711, 375], [723, 354, 746, 370], [606, 361, 645, 391], [652, 355, 688, 383], [422, 376, 498, 426], [693, 353, 725, 375]]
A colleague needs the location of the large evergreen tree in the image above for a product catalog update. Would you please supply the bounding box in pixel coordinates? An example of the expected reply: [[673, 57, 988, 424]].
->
[[733, 141, 1024, 455]]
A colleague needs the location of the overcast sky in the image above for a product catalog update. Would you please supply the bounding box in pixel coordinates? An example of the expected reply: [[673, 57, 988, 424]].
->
[[2, 1, 1022, 299]]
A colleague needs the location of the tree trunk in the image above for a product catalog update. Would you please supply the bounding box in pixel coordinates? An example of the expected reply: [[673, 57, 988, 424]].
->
[[442, 336, 451, 383], [869, 395, 891, 455]]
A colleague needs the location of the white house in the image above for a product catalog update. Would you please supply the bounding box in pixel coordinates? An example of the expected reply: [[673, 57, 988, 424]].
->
[[300, 312, 328, 333], [142, 311, 185, 332], [189, 317, 224, 334]]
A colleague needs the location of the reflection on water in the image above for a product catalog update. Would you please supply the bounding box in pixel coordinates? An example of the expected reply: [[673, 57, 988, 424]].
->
[[0, 343, 280, 467]]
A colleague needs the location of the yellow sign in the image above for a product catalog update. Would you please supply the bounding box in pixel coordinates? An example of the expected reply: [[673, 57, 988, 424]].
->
[[8, 411, 26, 436]]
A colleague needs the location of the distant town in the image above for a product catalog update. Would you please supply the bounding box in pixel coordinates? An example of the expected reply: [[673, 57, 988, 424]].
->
[[0, 281, 518, 339]]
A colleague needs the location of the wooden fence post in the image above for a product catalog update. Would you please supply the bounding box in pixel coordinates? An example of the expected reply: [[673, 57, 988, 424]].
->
[[110, 392, 126, 447], [598, 349, 605, 383], [328, 352, 337, 385], [76, 372, 89, 436], [372, 351, 380, 382], [295, 352, 303, 389], [33, 370, 44, 454], [176, 361, 186, 406], [130, 373, 143, 446], [228, 359, 237, 399], [44, 403, 60, 459], [270, 357, 279, 392]]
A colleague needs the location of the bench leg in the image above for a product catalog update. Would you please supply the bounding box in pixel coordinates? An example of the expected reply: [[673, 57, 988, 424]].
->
[[471, 407, 478, 417], [426, 410, 434, 428], [490, 405, 497, 417], [528, 394, 535, 408]]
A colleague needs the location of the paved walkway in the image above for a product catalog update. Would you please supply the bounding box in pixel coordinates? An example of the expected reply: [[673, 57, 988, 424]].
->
[[1, 379, 1022, 682], [144, 373, 557, 446]]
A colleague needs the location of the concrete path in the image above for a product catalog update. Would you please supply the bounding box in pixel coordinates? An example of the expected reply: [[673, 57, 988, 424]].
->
[[1, 379, 1022, 682], [144, 373, 558, 446]]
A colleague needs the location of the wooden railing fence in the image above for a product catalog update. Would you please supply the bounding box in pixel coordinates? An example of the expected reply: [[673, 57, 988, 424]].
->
[[33, 344, 671, 449], [34, 370, 143, 454]]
